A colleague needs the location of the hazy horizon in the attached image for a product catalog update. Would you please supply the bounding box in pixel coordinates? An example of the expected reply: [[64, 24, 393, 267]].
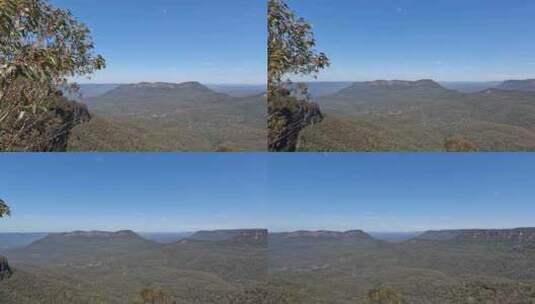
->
[[2, 226, 533, 234], [2, 154, 535, 233], [71, 79, 534, 86], [73, 82, 267, 86]]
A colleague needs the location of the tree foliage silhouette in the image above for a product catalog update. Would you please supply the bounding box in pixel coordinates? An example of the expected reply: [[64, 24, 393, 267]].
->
[[268, 0, 329, 151], [0, 198, 10, 218], [268, 0, 329, 96], [0, 0, 105, 151]]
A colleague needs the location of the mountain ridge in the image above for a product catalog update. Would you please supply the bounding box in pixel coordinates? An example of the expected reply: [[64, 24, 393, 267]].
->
[[495, 79, 535, 92], [188, 229, 268, 244], [415, 227, 535, 242]]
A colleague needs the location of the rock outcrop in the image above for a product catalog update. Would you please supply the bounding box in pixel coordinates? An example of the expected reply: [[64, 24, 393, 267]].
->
[[0, 91, 90, 152], [0, 255, 13, 280], [268, 92, 323, 151], [47, 97, 91, 151]]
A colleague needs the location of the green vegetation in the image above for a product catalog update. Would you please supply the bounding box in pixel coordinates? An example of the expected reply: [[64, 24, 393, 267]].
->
[[363, 288, 404, 304], [268, 0, 329, 151], [0, 0, 104, 151], [66, 82, 266, 152], [299, 81, 535, 151], [134, 288, 174, 304], [2, 229, 535, 303]]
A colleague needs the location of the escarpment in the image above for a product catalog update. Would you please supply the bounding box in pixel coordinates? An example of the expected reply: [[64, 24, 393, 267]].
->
[[416, 228, 535, 243], [0, 255, 13, 280], [268, 93, 323, 152], [0, 91, 91, 152], [46, 96, 91, 151]]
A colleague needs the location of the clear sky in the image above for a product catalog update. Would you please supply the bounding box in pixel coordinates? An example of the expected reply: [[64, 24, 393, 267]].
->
[[51, 0, 266, 84], [288, 0, 535, 82], [1, 153, 534, 233]]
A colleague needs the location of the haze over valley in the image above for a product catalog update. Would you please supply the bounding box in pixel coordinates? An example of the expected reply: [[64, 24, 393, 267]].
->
[[66, 82, 267, 151], [2, 227, 535, 303], [35, 0, 268, 152], [2, 153, 535, 303], [273, 0, 535, 152], [298, 79, 535, 151]]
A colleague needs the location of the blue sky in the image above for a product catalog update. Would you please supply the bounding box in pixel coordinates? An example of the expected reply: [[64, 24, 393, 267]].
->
[[288, 0, 535, 82], [1, 153, 534, 233], [51, 0, 266, 84]]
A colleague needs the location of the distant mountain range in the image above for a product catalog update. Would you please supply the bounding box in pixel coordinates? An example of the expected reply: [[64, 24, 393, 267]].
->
[[3, 227, 535, 250], [415, 227, 535, 243], [495, 79, 535, 92], [2, 227, 535, 303], [0, 233, 47, 251], [297, 79, 535, 151], [67, 81, 266, 151], [67, 83, 265, 100], [298, 79, 535, 97]]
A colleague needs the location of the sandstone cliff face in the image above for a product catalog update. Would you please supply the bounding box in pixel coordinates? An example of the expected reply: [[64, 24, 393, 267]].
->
[[46, 230, 138, 240], [0, 255, 13, 280], [417, 228, 535, 243], [268, 93, 323, 152], [46, 96, 91, 151]]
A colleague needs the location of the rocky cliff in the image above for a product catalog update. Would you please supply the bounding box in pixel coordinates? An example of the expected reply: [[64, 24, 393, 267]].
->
[[45, 230, 139, 240], [0, 91, 90, 152], [47, 96, 91, 151], [268, 92, 323, 151], [0, 255, 13, 280]]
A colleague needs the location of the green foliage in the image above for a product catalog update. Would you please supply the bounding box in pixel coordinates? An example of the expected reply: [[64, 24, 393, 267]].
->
[[4, 230, 535, 303], [0, 198, 10, 217], [66, 83, 266, 152], [135, 288, 175, 304], [0, 0, 105, 151], [268, 0, 329, 151], [300, 82, 535, 151], [268, 0, 329, 91], [364, 288, 404, 304]]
